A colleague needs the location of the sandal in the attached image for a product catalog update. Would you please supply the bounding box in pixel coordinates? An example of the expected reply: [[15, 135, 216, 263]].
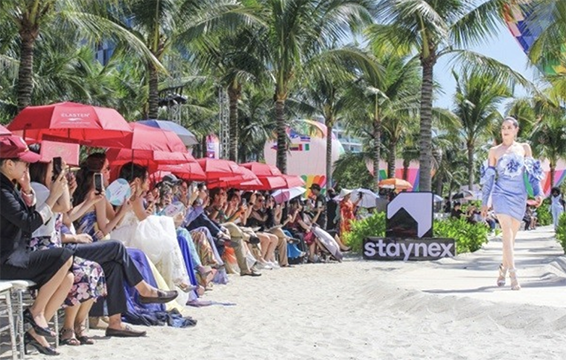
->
[[509, 268, 521, 290], [75, 324, 94, 345], [497, 264, 507, 287], [60, 328, 80, 346]]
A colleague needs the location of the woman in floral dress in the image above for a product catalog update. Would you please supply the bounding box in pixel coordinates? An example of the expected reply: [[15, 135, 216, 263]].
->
[[30, 161, 106, 346]]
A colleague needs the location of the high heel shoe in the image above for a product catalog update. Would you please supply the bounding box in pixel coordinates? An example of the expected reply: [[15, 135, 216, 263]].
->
[[497, 264, 507, 287], [23, 309, 55, 337], [509, 268, 521, 290], [24, 332, 59, 356]]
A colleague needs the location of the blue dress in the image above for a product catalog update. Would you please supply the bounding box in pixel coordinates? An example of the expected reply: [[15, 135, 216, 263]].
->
[[481, 153, 545, 221]]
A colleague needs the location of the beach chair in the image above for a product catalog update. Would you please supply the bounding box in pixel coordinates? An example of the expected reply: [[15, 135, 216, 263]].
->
[[0, 281, 17, 360], [10, 279, 61, 357]]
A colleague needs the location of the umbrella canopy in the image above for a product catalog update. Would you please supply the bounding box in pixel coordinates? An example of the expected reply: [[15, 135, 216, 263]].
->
[[378, 178, 413, 190], [157, 163, 206, 181], [84, 123, 188, 153], [0, 124, 11, 136], [136, 120, 198, 146], [350, 188, 379, 208], [452, 190, 475, 200], [240, 162, 282, 177], [272, 187, 306, 204], [107, 148, 194, 168], [197, 158, 246, 180], [433, 194, 444, 202], [208, 167, 260, 188], [7, 102, 132, 143]]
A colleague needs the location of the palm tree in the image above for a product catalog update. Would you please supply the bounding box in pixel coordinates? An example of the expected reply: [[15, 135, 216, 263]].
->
[[531, 114, 566, 188], [0, 0, 158, 110], [257, 0, 375, 173], [189, 26, 268, 161], [120, 0, 260, 119], [368, 0, 531, 191], [452, 71, 511, 189], [345, 52, 421, 187]]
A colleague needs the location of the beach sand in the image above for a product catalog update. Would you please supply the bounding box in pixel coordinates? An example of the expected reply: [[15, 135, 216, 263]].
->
[[3, 225, 566, 360]]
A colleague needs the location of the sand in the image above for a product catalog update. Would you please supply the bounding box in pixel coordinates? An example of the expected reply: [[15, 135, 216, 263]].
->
[[3, 225, 566, 360]]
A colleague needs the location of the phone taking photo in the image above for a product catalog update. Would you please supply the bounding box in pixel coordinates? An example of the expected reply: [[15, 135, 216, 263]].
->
[[52, 157, 62, 182], [93, 173, 104, 195]]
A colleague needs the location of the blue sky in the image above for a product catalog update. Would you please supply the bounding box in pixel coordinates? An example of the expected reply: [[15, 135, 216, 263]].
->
[[434, 22, 541, 112]]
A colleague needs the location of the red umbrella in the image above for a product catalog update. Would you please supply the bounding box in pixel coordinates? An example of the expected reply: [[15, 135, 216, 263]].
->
[[208, 167, 260, 189], [7, 102, 132, 143], [240, 162, 282, 177], [278, 175, 305, 189], [84, 123, 188, 153], [106, 148, 194, 167], [0, 124, 11, 136], [157, 163, 207, 181], [197, 158, 246, 180]]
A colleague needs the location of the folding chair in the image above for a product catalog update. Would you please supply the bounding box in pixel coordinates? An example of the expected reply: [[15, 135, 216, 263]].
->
[[0, 281, 17, 360]]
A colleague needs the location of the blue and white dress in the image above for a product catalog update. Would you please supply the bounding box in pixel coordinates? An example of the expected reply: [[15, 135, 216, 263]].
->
[[481, 153, 545, 221]]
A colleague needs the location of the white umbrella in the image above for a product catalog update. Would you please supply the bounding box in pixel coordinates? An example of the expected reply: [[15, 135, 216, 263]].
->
[[350, 188, 380, 208], [433, 194, 444, 202], [272, 186, 306, 203]]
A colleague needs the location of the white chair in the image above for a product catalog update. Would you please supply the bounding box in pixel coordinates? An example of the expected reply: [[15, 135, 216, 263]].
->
[[0, 281, 17, 360]]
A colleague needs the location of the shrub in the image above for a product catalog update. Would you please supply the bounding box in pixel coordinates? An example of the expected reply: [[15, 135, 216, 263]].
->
[[343, 212, 386, 253], [536, 200, 552, 226], [555, 213, 566, 252], [433, 217, 490, 254]]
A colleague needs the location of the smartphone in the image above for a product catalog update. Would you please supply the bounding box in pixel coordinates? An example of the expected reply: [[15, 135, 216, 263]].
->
[[52, 157, 62, 181], [241, 198, 247, 206], [93, 173, 104, 195]]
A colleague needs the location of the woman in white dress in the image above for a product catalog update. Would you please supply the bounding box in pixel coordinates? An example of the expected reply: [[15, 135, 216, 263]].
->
[[110, 162, 192, 306]]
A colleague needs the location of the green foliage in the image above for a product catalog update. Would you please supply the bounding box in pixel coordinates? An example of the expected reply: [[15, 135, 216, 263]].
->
[[433, 217, 489, 254], [343, 212, 386, 253], [537, 200, 552, 226], [333, 152, 374, 190], [556, 213, 566, 253]]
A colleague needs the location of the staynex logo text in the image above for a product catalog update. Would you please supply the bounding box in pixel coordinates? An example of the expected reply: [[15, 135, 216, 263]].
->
[[363, 237, 456, 261]]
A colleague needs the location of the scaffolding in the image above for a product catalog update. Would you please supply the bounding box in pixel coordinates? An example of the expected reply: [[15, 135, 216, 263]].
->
[[218, 87, 230, 159]]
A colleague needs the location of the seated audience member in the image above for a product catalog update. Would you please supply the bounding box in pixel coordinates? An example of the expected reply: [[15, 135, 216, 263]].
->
[[450, 202, 464, 219]]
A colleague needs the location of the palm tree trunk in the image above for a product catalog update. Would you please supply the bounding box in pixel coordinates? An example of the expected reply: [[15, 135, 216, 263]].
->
[[467, 144, 474, 190], [435, 174, 443, 196], [17, 30, 37, 110], [418, 56, 436, 192], [326, 119, 334, 190], [387, 140, 396, 178], [373, 116, 381, 188], [275, 98, 287, 174], [200, 136, 207, 158], [402, 158, 409, 180], [227, 84, 241, 162], [550, 163, 556, 188], [147, 62, 159, 119]]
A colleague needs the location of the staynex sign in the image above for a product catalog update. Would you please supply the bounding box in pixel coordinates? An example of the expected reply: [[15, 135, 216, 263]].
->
[[363, 237, 456, 261], [364, 192, 456, 261]]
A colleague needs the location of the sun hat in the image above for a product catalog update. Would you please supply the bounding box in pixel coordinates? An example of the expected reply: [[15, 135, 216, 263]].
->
[[338, 188, 353, 199], [0, 135, 41, 163]]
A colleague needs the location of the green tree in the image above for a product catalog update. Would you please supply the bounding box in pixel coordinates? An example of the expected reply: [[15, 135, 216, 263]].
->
[[257, 0, 375, 173], [0, 0, 157, 110], [452, 71, 511, 189], [368, 0, 531, 191]]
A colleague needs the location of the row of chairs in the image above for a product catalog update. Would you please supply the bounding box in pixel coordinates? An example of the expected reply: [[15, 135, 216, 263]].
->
[[0, 279, 56, 360]]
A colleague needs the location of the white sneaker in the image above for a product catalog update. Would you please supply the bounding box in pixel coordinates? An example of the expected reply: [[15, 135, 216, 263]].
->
[[268, 261, 280, 269], [256, 262, 272, 270]]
